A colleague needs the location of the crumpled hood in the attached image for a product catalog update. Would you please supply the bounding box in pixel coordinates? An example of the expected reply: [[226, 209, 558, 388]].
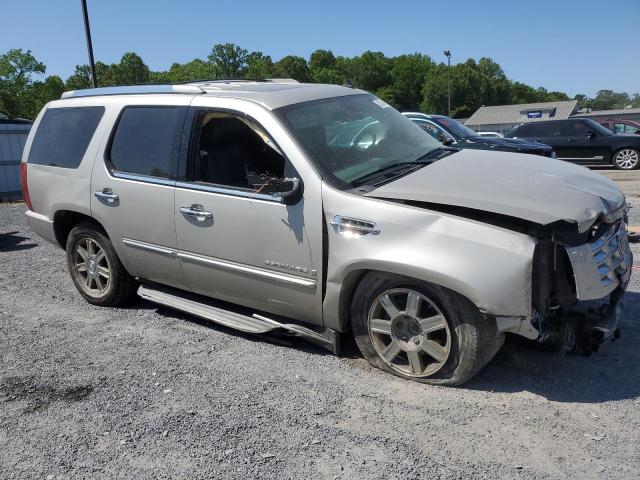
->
[[365, 149, 625, 231]]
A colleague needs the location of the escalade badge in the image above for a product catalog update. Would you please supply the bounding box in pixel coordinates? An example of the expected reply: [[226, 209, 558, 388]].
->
[[265, 260, 317, 276]]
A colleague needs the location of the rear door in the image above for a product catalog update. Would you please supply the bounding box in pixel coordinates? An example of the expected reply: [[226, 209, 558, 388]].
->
[[91, 97, 190, 290], [173, 97, 324, 325], [527, 122, 568, 159]]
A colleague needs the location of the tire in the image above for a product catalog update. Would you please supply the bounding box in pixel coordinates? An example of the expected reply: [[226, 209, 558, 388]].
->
[[65, 221, 137, 306], [612, 148, 640, 170], [351, 272, 503, 386]]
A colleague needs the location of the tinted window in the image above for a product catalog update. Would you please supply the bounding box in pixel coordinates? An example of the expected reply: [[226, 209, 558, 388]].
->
[[28, 106, 104, 168], [512, 124, 534, 137], [532, 122, 563, 137], [413, 119, 443, 140], [109, 107, 183, 178], [614, 123, 639, 134]]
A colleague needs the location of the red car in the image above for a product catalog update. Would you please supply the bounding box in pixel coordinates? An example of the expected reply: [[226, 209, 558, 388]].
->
[[598, 119, 640, 135]]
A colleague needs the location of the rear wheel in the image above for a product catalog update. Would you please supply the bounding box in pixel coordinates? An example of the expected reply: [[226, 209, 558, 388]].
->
[[613, 148, 640, 170], [351, 272, 503, 386], [66, 222, 137, 306]]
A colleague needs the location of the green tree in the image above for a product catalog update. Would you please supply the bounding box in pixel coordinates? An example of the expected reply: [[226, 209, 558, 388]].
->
[[0, 49, 46, 117], [207, 43, 249, 78], [274, 56, 311, 82], [113, 52, 150, 85], [388, 53, 433, 110], [244, 52, 274, 79]]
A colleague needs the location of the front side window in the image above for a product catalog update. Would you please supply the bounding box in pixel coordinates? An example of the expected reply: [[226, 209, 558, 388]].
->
[[109, 106, 184, 179], [28, 106, 104, 168], [190, 112, 286, 192], [413, 119, 445, 141], [615, 123, 639, 134], [276, 94, 441, 188]]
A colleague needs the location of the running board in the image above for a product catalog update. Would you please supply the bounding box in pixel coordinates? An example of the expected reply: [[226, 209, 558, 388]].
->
[[138, 285, 339, 354]]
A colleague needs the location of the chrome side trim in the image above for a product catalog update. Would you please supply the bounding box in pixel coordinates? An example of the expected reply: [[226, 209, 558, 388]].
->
[[175, 181, 282, 203], [558, 156, 604, 161], [331, 215, 380, 236], [179, 251, 316, 289], [122, 238, 178, 257], [112, 171, 176, 187]]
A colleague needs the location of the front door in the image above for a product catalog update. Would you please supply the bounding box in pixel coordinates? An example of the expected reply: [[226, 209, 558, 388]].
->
[[173, 100, 324, 325], [91, 99, 190, 290], [560, 120, 608, 165]]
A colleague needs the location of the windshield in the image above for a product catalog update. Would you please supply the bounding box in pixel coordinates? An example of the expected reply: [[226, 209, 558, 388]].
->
[[276, 94, 442, 189], [432, 116, 479, 139]]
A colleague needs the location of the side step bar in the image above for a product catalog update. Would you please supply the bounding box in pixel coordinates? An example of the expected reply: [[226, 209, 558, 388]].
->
[[138, 285, 340, 354]]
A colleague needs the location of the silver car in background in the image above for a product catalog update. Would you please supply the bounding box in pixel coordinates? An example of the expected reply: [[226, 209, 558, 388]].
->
[[21, 81, 633, 385]]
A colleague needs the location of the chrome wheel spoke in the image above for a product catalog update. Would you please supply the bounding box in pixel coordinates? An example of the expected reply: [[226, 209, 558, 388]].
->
[[405, 291, 421, 318], [422, 340, 448, 362], [95, 275, 105, 291], [370, 318, 392, 335], [85, 275, 93, 288], [407, 350, 423, 374], [379, 294, 400, 318], [97, 266, 110, 278], [419, 315, 446, 333], [76, 263, 87, 273], [77, 246, 89, 260], [381, 341, 402, 362]]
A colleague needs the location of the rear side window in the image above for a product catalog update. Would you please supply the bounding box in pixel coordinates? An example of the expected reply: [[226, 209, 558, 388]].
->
[[532, 122, 563, 137], [109, 107, 184, 179], [28, 106, 104, 168]]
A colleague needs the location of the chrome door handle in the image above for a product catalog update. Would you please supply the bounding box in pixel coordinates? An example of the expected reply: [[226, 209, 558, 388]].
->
[[94, 188, 119, 203], [180, 204, 213, 222]]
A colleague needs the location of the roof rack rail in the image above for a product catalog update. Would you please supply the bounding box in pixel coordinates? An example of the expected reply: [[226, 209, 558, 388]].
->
[[60, 84, 205, 99], [180, 78, 300, 85]]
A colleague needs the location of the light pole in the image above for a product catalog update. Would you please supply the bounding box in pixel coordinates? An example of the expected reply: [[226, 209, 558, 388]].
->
[[444, 50, 451, 116], [81, 0, 97, 88]]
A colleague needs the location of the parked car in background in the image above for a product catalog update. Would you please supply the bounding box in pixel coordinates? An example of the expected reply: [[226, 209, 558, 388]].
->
[[597, 119, 640, 135], [506, 118, 640, 170], [403, 112, 555, 158], [476, 131, 503, 138], [22, 83, 632, 386]]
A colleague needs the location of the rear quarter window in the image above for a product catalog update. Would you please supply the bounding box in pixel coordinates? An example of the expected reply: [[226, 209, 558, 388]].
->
[[27, 106, 105, 168]]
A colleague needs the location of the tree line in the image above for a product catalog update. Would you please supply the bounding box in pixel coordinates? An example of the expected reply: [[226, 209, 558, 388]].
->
[[1, 44, 639, 120]]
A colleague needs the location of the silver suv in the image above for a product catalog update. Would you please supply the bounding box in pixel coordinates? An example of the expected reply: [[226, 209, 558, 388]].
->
[[22, 81, 633, 385]]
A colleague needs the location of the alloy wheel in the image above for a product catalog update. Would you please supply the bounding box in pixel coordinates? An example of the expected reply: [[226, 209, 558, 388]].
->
[[73, 238, 111, 297], [368, 288, 451, 377], [615, 149, 639, 169]]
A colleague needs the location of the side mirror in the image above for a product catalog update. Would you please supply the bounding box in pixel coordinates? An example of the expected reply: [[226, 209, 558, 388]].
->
[[270, 177, 303, 204], [586, 130, 596, 139], [438, 133, 454, 146]]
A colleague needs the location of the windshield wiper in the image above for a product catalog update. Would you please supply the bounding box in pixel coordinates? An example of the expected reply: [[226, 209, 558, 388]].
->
[[351, 148, 458, 187]]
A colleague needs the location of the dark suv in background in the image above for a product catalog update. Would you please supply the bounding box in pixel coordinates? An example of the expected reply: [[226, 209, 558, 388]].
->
[[506, 118, 640, 170], [403, 113, 556, 158]]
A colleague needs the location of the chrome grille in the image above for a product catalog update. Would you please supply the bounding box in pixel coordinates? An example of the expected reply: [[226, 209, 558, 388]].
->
[[590, 222, 630, 287]]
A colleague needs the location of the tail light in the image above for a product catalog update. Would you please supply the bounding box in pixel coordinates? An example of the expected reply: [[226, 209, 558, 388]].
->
[[20, 163, 33, 210]]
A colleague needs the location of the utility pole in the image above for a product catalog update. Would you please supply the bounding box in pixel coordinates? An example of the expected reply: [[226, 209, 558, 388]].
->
[[444, 50, 451, 116], [81, 0, 97, 88]]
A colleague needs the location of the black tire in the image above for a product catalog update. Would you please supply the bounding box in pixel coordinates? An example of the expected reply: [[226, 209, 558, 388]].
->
[[351, 272, 503, 386], [65, 221, 137, 306], [612, 147, 640, 170]]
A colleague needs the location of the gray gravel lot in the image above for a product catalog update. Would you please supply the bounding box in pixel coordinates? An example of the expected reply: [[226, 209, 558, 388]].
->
[[1, 196, 639, 479]]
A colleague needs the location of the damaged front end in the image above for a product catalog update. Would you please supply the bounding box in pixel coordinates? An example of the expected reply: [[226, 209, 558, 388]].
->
[[531, 213, 632, 355]]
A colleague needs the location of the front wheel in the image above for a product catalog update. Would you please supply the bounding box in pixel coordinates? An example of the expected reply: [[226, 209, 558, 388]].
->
[[351, 273, 503, 386], [66, 222, 137, 306], [613, 148, 640, 170]]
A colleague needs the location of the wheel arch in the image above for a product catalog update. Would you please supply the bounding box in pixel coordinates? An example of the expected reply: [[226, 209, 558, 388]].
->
[[53, 210, 108, 249], [326, 263, 489, 333]]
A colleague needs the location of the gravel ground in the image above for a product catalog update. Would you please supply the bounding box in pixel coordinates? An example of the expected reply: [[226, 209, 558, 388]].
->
[[1, 202, 639, 480]]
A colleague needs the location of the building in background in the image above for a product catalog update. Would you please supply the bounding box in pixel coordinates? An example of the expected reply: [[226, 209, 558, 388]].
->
[[464, 100, 579, 134], [0, 113, 32, 201]]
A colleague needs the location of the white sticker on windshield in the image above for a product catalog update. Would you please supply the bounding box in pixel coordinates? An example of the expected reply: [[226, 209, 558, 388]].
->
[[373, 98, 391, 109]]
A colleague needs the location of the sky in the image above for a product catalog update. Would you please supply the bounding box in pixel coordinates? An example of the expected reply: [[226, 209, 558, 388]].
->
[[1, 0, 638, 98]]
